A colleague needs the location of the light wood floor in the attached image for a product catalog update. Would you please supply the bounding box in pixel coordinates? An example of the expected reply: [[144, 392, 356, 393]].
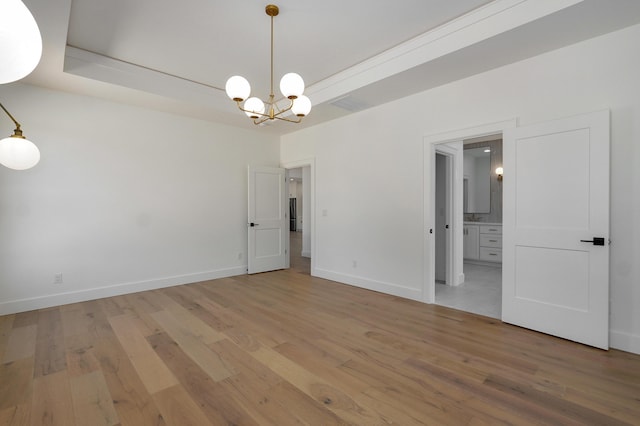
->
[[1, 242, 639, 425]]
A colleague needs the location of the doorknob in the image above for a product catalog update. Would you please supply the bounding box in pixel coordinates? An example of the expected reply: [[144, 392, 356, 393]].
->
[[580, 237, 605, 246]]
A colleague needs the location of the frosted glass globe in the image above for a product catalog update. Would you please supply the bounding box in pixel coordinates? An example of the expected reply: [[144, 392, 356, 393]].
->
[[243, 97, 265, 118], [291, 95, 311, 117], [280, 73, 304, 99], [225, 76, 251, 101], [0, 136, 40, 170], [0, 0, 43, 83]]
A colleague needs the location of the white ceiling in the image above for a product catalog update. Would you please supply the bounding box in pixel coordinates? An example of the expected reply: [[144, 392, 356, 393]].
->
[[19, 0, 640, 135]]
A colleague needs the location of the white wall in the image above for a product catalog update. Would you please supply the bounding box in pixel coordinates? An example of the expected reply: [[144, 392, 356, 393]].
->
[[281, 24, 640, 354], [0, 83, 279, 314]]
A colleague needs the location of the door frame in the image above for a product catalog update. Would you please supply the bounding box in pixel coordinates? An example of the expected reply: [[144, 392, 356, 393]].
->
[[423, 119, 516, 303], [282, 158, 316, 276], [434, 149, 455, 286]]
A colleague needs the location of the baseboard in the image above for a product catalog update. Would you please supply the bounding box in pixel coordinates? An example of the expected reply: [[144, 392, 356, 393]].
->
[[610, 329, 640, 355], [301, 251, 311, 258], [0, 266, 247, 316], [314, 268, 422, 302]]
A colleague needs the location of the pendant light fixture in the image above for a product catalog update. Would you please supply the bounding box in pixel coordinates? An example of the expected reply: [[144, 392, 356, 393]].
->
[[225, 4, 311, 125], [0, 102, 40, 170], [0, 0, 43, 84]]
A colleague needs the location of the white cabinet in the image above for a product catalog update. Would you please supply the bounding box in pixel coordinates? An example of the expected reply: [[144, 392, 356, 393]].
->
[[464, 223, 502, 263], [463, 225, 479, 260]]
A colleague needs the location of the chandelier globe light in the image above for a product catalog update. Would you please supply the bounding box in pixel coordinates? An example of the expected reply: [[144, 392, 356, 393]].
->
[[0, 0, 43, 84], [0, 102, 40, 170], [225, 4, 311, 125]]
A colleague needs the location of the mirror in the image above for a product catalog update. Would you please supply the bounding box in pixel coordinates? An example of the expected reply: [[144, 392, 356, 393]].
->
[[463, 147, 491, 213]]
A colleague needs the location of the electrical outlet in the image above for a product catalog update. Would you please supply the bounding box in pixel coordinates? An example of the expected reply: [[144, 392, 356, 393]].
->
[[352, 260, 357, 268], [54, 273, 63, 284], [238, 252, 243, 260]]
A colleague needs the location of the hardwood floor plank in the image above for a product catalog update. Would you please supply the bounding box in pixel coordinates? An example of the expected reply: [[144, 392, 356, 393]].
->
[[2, 325, 37, 364], [149, 310, 233, 382], [11, 311, 38, 329], [30, 370, 75, 426], [249, 343, 379, 424], [148, 332, 259, 426], [0, 404, 30, 426], [274, 341, 369, 395], [70, 370, 119, 426], [151, 385, 213, 426], [108, 314, 178, 394], [0, 357, 34, 411], [93, 334, 166, 426], [59, 304, 90, 339], [483, 373, 631, 426], [66, 344, 101, 378], [33, 309, 66, 378], [147, 291, 226, 344], [0, 315, 15, 362]]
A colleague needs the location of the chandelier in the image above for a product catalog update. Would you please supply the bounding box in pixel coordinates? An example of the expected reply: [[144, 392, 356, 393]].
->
[[225, 4, 311, 125]]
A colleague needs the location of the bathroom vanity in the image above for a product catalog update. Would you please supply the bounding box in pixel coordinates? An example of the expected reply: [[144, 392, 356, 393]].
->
[[463, 222, 502, 263]]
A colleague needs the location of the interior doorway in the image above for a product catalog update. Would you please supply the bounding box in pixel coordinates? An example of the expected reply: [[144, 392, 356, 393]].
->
[[424, 119, 516, 315], [285, 164, 313, 275], [436, 135, 503, 319]]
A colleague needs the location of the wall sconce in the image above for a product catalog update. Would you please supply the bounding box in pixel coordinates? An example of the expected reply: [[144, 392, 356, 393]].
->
[[0, 0, 43, 84], [0, 102, 40, 170], [496, 167, 504, 181]]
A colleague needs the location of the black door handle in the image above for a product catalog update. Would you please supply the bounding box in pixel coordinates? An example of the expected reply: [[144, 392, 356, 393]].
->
[[249, 222, 259, 227], [580, 237, 605, 246]]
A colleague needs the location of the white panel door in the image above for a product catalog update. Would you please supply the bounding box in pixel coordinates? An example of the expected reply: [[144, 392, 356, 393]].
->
[[502, 110, 610, 349], [248, 165, 287, 274]]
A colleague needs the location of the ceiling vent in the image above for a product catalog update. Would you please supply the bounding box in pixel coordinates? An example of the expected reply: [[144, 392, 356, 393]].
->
[[329, 95, 370, 112]]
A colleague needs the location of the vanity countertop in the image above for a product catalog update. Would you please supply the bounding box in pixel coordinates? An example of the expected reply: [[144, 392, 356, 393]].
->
[[464, 222, 502, 226]]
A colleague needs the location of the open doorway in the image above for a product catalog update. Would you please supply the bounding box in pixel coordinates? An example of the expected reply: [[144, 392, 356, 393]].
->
[[435, 135, 503, 318], [286, 166, 311, 275], [425, 120, 515, 318]]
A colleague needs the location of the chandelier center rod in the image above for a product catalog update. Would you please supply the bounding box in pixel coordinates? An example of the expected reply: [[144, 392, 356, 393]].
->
[[266, 4, 279, 100]]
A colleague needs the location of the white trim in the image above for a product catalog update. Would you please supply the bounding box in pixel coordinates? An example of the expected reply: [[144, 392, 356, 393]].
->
[[610, 330, 640, 355], [314, 268, 423, 302], [308, 0, 582, 105], [0, 266, 246, 316], [281, 158, 316, 276]]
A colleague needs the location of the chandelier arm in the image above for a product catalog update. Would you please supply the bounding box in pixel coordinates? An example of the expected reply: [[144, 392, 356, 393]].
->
[[0, 102, 25, 137], [0, 102, 22, 129], [273, 115, 302, 124], [235, 100, 271, 119]]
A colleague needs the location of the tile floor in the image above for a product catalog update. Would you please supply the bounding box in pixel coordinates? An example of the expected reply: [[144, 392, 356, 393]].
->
[[435, 262, 502, 319]]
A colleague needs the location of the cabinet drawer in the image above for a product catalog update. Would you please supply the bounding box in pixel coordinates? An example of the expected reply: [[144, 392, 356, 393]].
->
[[480, 234, 502, 248], [479, 225, 502, 235], [479, 247, 502, 262]]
